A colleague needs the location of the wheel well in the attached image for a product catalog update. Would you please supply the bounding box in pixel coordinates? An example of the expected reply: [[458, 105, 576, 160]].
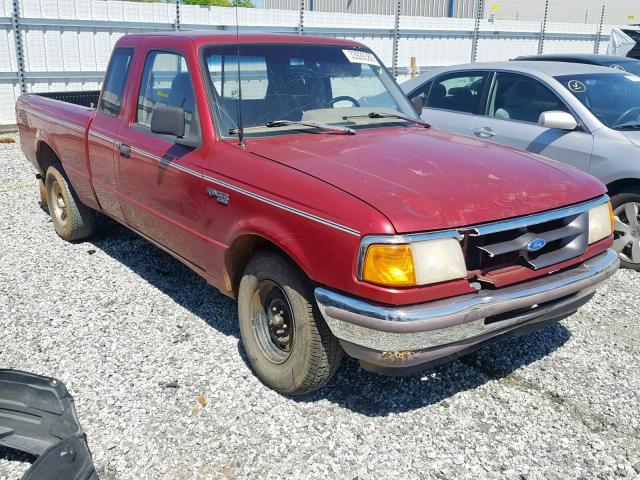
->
[[36, 141, 62, 177], [225, 234, 303, 298], [607, 178, 640, 196]]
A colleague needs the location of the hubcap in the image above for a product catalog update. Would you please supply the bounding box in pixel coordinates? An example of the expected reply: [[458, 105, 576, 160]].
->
[[250, 281, 294, 364], [51, 181, 68, 227], [613, 201, 640, 265]]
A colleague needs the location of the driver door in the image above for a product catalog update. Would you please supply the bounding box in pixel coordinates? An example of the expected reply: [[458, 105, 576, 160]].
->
[[472, 72, 594, 172], [116, 49, 209, 267]]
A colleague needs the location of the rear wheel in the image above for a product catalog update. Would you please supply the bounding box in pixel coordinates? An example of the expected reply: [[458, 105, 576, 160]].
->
[[238, 251, 342, 395], [38, 179, 47, 207], [611, 188, 640, 271], [45, 165, 95, 242]]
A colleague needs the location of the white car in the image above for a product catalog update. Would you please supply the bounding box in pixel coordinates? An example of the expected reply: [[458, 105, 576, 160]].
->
[[402, 61, 640, 270]]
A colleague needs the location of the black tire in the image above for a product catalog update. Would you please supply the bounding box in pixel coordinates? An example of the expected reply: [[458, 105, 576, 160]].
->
[[238, 251, 343, 395], [45, 165, 95, 242], [611, 187, 640, 271], [38, 178, 47, 207]]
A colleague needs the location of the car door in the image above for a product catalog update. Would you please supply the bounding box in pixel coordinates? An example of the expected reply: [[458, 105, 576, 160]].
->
[[407, 70, 490, 137], [116, 48, 209, 268], [87, 46, 135, 223], [472, 71, 594, 172]]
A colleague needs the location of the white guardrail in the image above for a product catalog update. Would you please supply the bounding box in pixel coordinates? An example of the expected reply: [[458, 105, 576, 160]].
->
[[0, 0, 616, 126]]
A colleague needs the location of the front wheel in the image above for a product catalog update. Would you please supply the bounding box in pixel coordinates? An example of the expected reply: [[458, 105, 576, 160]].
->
[[611, 188, 640, 271], [238, 251, 342, 395]]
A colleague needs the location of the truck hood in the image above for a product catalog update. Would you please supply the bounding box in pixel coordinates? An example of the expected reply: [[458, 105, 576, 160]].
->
[[248, 127, 606, 233]]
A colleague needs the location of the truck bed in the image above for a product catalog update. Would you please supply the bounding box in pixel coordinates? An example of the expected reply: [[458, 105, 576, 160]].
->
[[34, 90, 100, 109]]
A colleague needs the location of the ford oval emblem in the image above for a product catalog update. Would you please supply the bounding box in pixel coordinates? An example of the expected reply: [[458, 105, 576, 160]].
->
[[527, 238, 547, 252]]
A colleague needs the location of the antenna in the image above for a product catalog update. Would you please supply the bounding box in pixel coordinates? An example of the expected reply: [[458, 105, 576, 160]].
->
[[234, 4, 245, 147]]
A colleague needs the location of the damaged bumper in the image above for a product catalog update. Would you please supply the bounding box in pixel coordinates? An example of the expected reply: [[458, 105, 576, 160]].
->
[[315, 249, 619, 374], [0, 369, 98, 480]]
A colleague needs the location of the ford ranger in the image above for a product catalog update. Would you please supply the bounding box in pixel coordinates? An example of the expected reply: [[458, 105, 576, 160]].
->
[[16, 32, 619, 395]]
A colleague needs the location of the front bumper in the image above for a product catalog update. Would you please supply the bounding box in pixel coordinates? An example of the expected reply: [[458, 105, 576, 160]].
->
[[315, 249, 619, 373]]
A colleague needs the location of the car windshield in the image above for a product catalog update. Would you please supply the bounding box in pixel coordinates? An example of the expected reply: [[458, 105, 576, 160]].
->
[[555, 73, 640, 129], [202, 43, 419, 137], [603, 61, 640, 76]]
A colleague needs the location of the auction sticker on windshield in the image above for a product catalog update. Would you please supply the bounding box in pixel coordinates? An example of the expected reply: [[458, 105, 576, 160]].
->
[[567, 80, 586, 93], [343, 49, 379, 66]]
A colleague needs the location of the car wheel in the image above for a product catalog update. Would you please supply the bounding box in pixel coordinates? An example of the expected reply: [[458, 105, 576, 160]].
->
[[38, 178, 47, 207], [45, 165, 96, 242], [611, 188, 640, 271], [238, 251, 343, 395]]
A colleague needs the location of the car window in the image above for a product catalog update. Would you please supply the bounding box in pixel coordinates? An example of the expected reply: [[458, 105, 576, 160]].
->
[[207, 54, 269, 100], [426, 72, 488, 114], [136, 51, 197, 137], [99, 47, 134, 116], [408, 80, 432, 107], [555, 72, 640, 129], [202, 44, 415, 137], [488, 72, 568, 124]]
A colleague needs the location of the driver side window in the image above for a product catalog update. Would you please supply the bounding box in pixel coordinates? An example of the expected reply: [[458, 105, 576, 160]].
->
[[488, 73, 568, 124], [136, 51, 197, 137]]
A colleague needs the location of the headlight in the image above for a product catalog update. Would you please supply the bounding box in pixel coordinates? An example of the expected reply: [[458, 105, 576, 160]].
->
[[360, 236, 466, 288], [588, 201, 614, 244]]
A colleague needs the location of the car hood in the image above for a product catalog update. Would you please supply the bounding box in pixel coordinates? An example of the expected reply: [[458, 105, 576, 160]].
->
[[622, 130, 640, 147], [247, 127, 606, 233]]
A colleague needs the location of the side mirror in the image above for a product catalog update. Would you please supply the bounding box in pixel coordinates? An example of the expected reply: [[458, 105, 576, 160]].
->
[[410, 96, 423, 116], [538, 110, 578, 131], [151, 106, 186, 138]]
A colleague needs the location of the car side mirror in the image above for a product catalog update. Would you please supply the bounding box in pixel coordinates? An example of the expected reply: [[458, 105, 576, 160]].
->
[[538, 111, 578, 131], [410, 96, 423, 116], [151, 106, 186, 138]]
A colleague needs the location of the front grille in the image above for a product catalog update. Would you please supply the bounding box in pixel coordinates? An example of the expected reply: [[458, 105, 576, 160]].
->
[[465, 210, 589, 273]]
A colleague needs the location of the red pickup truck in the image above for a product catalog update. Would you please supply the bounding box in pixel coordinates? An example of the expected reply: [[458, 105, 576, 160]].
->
[[17, 32, 619, 395]]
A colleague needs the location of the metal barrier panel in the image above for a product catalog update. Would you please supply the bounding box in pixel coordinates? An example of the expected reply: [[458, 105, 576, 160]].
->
[[0, 0, 619, 125]]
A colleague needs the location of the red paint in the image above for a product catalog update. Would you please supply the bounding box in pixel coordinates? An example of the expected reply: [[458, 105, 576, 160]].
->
[[15, 33, 609, 307]]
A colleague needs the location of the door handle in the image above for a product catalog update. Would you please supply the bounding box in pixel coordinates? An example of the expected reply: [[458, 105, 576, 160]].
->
[[473, 127, 496, 138], [118, 143, 131, 158]]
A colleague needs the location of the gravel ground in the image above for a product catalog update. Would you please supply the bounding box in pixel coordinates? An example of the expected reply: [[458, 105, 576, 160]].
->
[[1, 132, 639, 480]]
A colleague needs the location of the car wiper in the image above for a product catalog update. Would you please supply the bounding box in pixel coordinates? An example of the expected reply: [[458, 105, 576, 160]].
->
[[612, 123, 640, 130], [229, 120, 356, 136], [342, 112, 431, 128]]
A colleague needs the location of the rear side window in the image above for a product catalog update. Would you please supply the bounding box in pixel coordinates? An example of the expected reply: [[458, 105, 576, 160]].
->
[[488, 72, 568, 124], [136, 51, 197, 137], [426, 72, 489, 114], [99, 47, 134, 116]]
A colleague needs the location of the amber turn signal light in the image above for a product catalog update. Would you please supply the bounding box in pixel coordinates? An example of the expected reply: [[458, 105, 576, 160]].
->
[[361, 244, 416, 287]]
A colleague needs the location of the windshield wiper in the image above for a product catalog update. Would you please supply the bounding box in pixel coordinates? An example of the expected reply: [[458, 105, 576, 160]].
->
[[229, 120, 356, 136], [342, 112, 431, 128], [612, 123, 640, 131]]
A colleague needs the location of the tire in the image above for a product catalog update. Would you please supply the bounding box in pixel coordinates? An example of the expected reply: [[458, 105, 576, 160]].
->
[[611, 187, 640, 271], [38, 178, 47, 207], [238, 251, 343, 395], [45, 165, 95, 242]]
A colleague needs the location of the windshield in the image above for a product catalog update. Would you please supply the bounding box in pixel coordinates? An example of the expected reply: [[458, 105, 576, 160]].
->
[[555, 73, 640, 129], [603, 61, 640, 76], [202, 43, 419, 137]]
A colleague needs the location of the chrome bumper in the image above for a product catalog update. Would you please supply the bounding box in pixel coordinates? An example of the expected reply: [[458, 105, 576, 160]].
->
[[315, 249, 619, 354]]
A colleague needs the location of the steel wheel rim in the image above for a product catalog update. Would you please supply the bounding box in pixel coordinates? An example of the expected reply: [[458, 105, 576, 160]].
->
[[51, 180, 68, 227], [250, 280, 295, 364], [613, 201, 640, 265]]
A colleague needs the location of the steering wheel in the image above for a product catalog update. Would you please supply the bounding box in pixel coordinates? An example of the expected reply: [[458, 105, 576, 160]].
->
[[613, 107, 640, 127], [329, 96, 360, 108]]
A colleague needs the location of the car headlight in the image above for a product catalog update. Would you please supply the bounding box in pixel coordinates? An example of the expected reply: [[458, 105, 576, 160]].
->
[[359, 236, 467, 288], [588, 201, 614, 244]]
